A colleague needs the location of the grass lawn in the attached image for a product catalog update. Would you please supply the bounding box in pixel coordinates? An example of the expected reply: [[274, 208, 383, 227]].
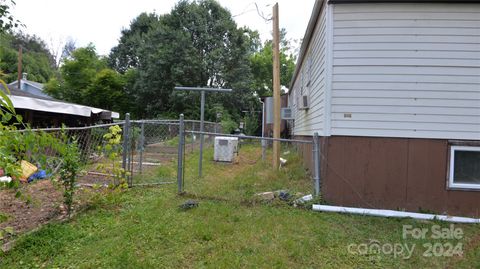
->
[[1, 144, 479, 268]]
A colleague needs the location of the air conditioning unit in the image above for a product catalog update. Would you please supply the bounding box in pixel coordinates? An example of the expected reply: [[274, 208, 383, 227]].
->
[[298, 95, 310, 110], [214, 136, 239, 162], [281, 107, 294, 120]]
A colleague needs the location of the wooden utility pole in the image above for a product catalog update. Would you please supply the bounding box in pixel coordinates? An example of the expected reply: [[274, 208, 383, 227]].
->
[[272, 3, 281, 169], [17, 46, 22, 90]]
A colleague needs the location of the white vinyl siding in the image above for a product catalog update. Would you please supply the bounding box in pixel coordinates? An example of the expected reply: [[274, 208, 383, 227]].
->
[[291, 3, 328, 136], [330, 3, 480, 140]]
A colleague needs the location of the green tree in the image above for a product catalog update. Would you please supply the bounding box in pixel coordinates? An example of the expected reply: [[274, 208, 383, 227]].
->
[[86, 69, 127, 112], [45, 45, 129, 114], [109, 0, 260, 121], [250, 29, 296, 97], [0, 32, 55, 83], [109, 13, 159, 74], [53, 44, 106, 103], [0, 0, 21, 33]]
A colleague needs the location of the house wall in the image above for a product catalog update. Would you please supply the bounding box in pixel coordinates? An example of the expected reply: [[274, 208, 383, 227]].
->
[[330, 3, 480, 140], [290, 2, 329, 136], [321, 136, 480, 218], [289, 2, 480, 218]]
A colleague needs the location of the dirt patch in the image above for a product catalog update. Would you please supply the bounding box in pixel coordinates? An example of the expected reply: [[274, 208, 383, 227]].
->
[[0, 140, 176, 247], [77, 172, 112, 186], [0, 176, 109, 248], [0, 180, 63, 239]]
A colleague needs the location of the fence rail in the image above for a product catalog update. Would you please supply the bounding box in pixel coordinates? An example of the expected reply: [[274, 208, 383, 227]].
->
[[187, 130, 314, 144]]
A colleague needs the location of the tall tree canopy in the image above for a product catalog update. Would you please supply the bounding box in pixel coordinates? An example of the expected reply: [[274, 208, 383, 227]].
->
[[109, 0, 260, 120], [250, 29, 296, 97], [109, 12, 158, 74], [44, 45, 128, 113], [0, 32, 56, 83], [0, 0, 21, 33], [41, 0, 297, 131]]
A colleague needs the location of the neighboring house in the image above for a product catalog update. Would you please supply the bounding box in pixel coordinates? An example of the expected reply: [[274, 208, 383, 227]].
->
[[8, 73, 50, 99], [289, 0, 480, 217]]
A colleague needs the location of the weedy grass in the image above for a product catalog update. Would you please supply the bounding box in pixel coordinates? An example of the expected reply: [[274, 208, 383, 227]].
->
[[0, 213, 9, 224], [1, 144, 479, 268]]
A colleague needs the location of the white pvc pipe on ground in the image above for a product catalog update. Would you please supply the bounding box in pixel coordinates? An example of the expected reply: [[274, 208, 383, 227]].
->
[[312, 204, 480, 224]]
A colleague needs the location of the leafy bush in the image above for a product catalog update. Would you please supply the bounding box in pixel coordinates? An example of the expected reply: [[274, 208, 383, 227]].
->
[[97, 125, 129, 188], [58, 136, 80, 217], [1, 73, 82, 216], [220, 112, 238, 134]]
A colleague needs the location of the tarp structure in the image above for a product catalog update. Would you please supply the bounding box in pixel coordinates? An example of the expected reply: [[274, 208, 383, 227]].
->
[[8, 95, 119, 119]]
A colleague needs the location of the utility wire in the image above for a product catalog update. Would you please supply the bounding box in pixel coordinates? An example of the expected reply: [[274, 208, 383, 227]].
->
[[255, 3, 272, 22], [232, 2, 272, 23]]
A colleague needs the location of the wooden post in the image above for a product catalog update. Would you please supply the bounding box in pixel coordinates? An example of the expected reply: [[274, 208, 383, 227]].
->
[[272, 3, 281, 169], [17, 46, 22, 90]]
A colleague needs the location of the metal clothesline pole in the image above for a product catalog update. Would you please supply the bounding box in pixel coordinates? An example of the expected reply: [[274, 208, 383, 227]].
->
[[174, 86, 232, 178], [199, 90, 205, 178]]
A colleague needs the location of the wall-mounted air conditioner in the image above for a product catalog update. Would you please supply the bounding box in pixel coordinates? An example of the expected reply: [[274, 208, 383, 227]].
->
[[281, 107, 294, 120], [298, 95, 310, 110]]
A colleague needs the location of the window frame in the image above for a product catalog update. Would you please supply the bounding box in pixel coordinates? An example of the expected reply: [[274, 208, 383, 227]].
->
[[448, 145, 480, 190]]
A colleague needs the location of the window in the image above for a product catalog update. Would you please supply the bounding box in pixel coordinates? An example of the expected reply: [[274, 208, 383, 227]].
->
[[448, 146, 480, 190]]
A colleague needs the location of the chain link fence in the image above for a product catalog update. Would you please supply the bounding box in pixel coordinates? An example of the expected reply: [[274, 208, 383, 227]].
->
[[175, 115, 320, 199], [15, 113, 319, 202], [17, 118, 219, 188], [17, 123, 126, 186]]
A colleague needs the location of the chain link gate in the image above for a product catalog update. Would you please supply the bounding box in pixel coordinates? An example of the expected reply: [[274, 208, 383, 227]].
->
[[121, 114, 220, 187]]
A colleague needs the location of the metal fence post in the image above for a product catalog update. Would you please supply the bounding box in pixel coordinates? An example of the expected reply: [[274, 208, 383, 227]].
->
[[199, 90, 205, 178], [139, 121, 145, 174], [122, 113, 130, 186], [177, 114, 185, 193], [313, 132, 320, 196], [261, 140, 266, 161], [191, 121, 195, 153], [261, 99, 266, 161]]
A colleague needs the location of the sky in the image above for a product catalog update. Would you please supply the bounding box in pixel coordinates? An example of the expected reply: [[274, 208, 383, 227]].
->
[[11, 0, 315, 56]]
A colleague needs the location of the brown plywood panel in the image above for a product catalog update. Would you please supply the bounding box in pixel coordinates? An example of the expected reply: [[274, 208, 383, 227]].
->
[[445, 191, 480, 217], [324, 136, 346, 205], [341, 137, 370, 207], [320, 137, 329, 195], [363, 138, 409, 209], [406, 139, 448, 213], [309, 135, 480, 217]]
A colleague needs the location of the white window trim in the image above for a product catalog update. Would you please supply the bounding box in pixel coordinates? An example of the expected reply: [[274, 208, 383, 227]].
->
[[448, 145, 480, 190]]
